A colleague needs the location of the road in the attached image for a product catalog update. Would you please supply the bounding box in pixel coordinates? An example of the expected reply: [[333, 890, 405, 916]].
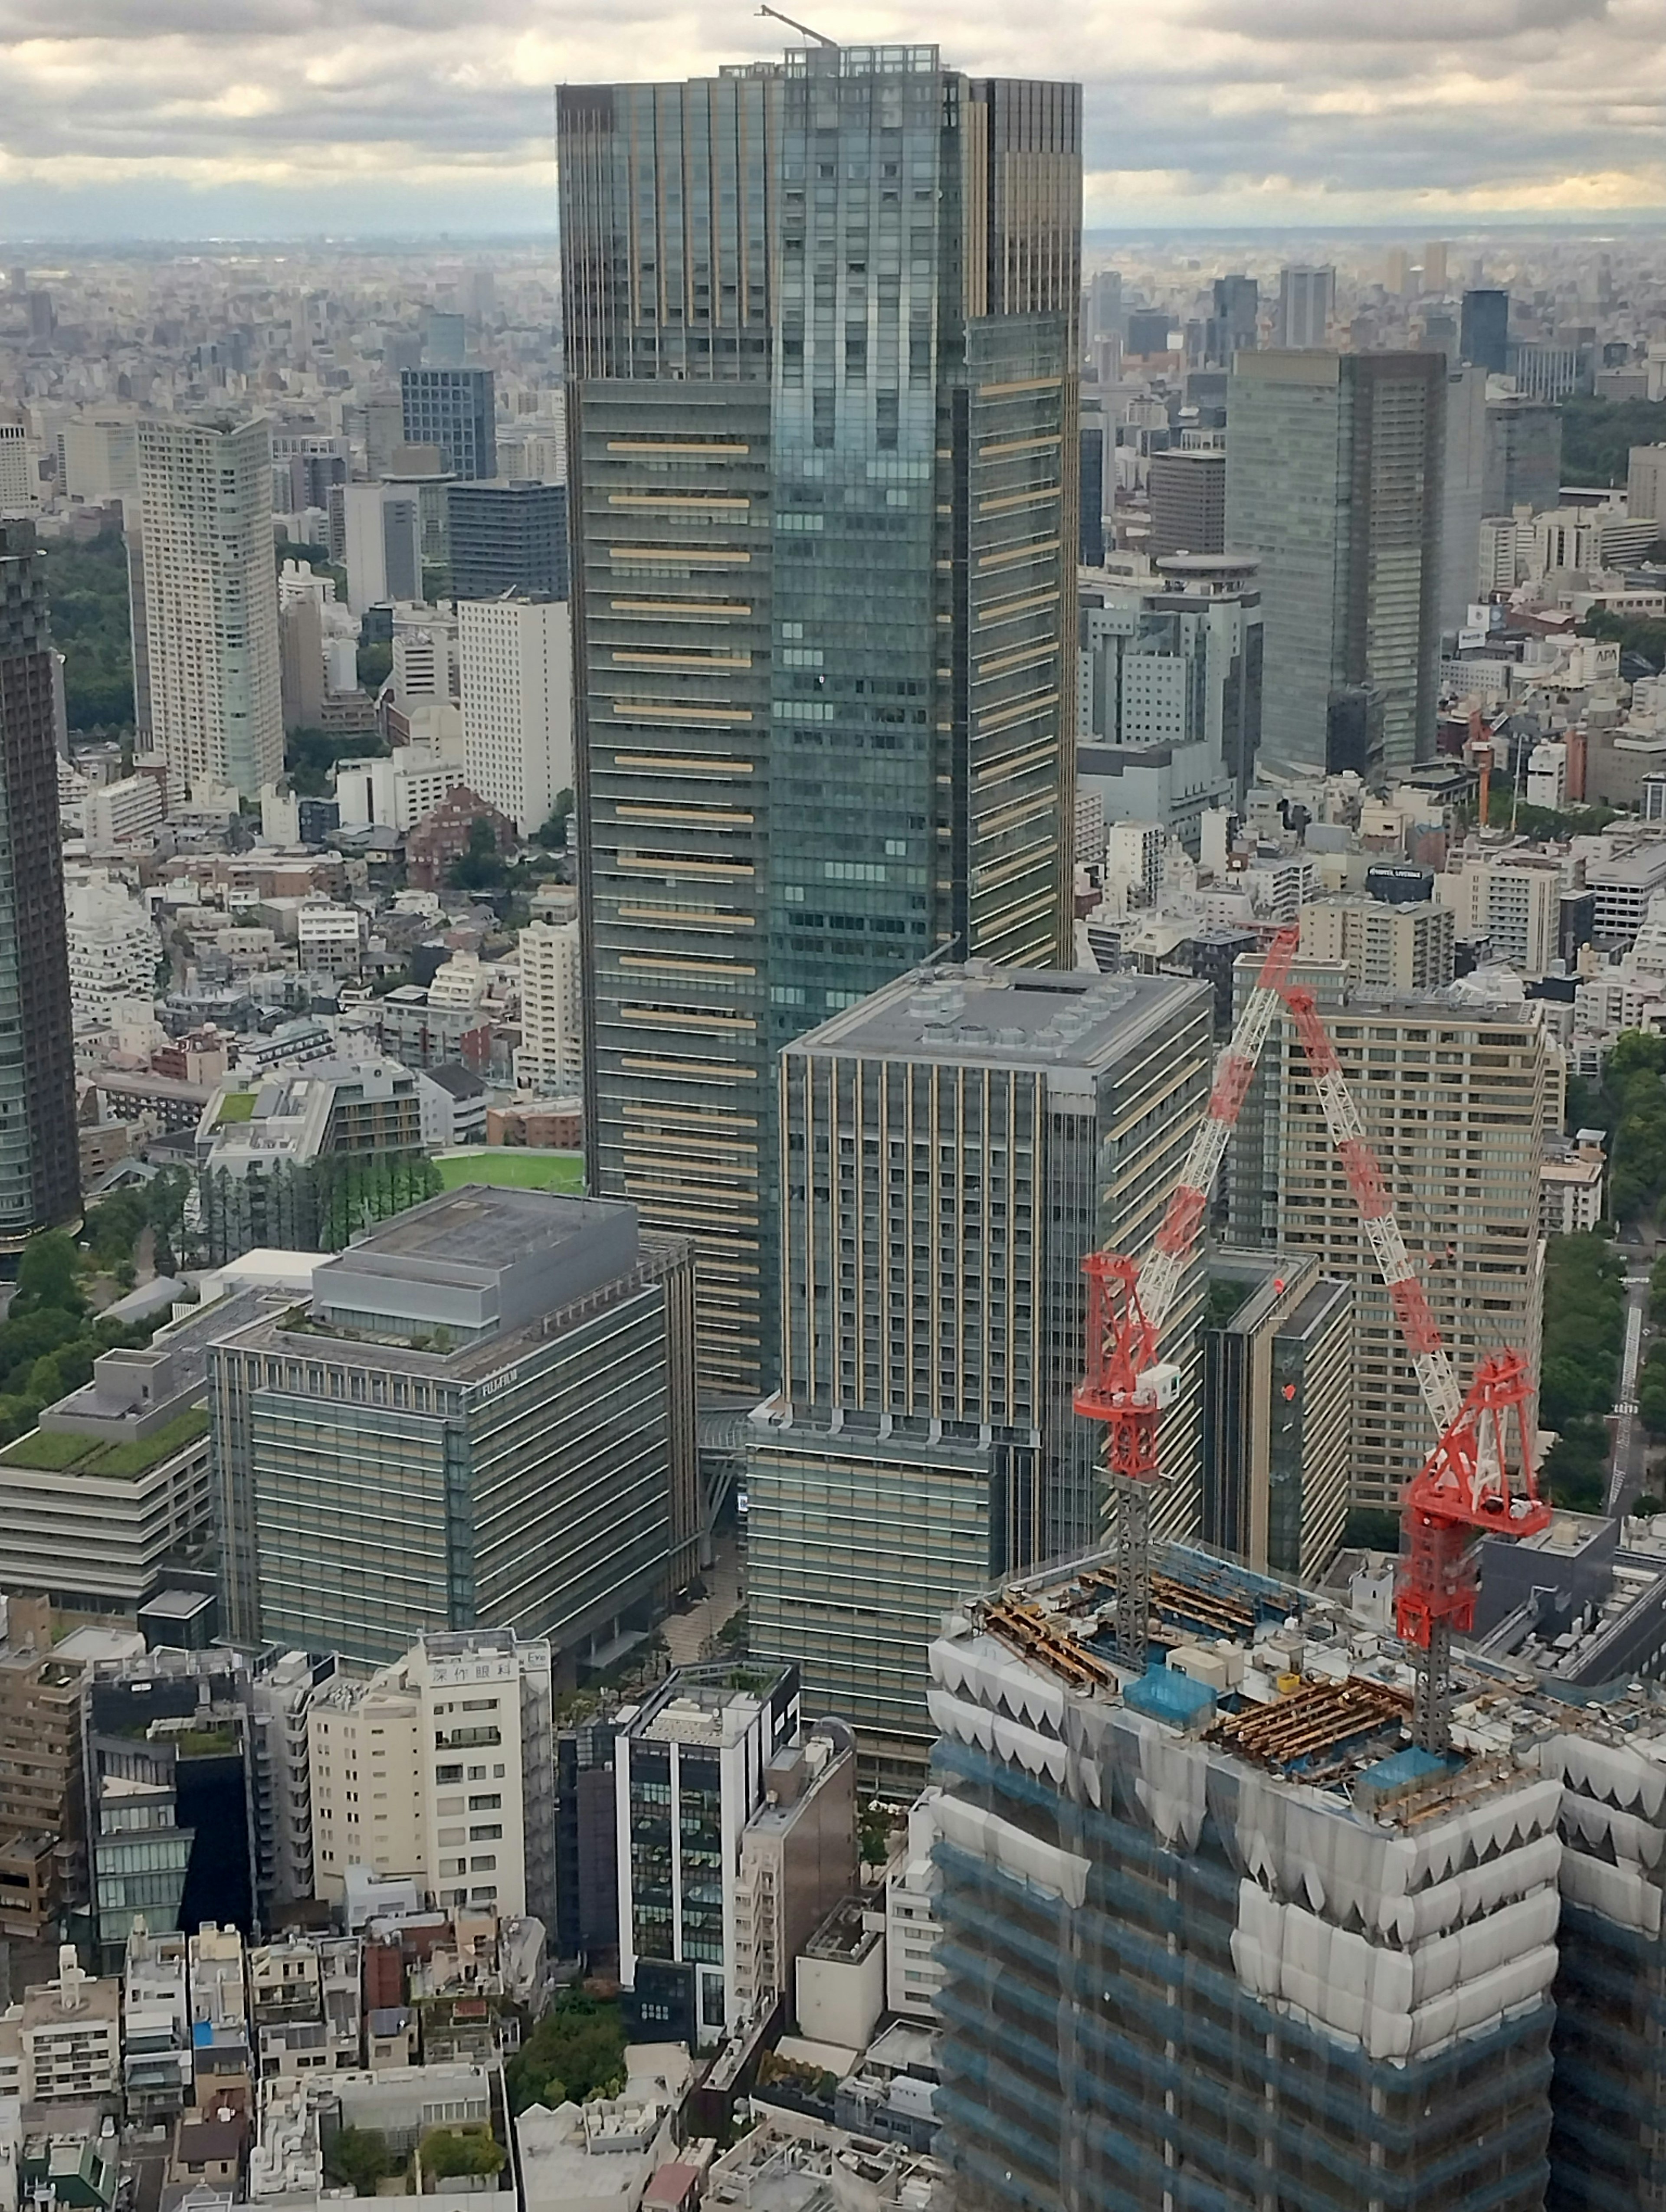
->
[[1607, 1280, 1648, 1514]]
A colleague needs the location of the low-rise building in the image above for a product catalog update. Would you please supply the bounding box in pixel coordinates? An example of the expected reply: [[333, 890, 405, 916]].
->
[[731, 1724, 859, 2030], [883, 1793, 945, 2025], [122, 1927, 193, 2124], [1541, 1132, 1606, 1235], [16, 1951, 121, 2106]]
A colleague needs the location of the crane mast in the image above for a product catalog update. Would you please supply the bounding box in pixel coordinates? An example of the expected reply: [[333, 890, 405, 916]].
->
[[1075, 926, 1551, 1752]]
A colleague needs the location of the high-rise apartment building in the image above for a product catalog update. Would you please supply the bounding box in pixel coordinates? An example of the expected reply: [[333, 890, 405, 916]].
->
[[747, 964, 1211, 1773], [515, 916, 584, 1095], [1627, 443, 1666, 527], [399, 367, 495, 481], [1225, 352, 1443, 786], [558, 43, 1081, 1400], [0, 522, 78, 1255], [1299, 893, 1456, 993], [341, 482, 422, 614], [308, 1628, 554, 1926], [135, 416, 283, 800], [1461, 286, 1510, 374], [207, 1185, 699, 1663], [447, 480, 569, 601], [1228, 959, 1548, 1509], [1078, 552, 1262, 832], [1273, 264, 1334, 349], [457, 592, 571, 835]]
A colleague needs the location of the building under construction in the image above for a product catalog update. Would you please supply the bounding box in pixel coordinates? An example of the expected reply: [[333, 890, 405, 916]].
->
[[927, 1537, 1665, 2212]]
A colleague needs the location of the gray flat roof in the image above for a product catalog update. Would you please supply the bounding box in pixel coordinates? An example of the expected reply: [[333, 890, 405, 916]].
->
[[784, 962, 1206, 1071], [348, 1185, 631, 1268]]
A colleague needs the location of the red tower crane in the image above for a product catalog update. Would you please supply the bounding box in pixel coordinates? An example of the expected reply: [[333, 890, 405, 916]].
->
[[1076, 931, 1552, 1754]]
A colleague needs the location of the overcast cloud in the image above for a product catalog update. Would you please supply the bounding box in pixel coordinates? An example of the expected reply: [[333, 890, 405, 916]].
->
[[2, 0, 1664, 234]]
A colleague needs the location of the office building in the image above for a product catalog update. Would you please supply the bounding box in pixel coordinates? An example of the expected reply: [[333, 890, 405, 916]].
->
[[1228, 959, 1548, 1510], [558, 42, 1080, 1401], [515, 916, 584, 1094], [1226, 352, 1443, 785], [1078, 552, 1262, 832], [1299, 893, 1456, 993], [731, 1721, 859, 2028], [135, 416, 284, 799], [0, 522, 79, 1256], [1205, 274, 1257, 364], [1483, 393, 1562, 519], [1435, 855, 1559, 978], [207, 1185, 699, 1663], [341, 483, 422, 615], [1627, 444, 1666, 528], [399, 368, 495, 481], [1439, 363, 1489, 635], [447, 480, 569, 601], [308, 1628, 554, 1926], [1200, 1250, 1351, 1579], [0, 412, 38, 514], [457, 592, 571, 836], [1461, 286, 1510, 373], [1146, 448, 1225, 559], [614, 1662, 800, 2049], [747, 965, 1211, 1770], [1273, 265, 1334, 349], [926, 1536, 1666, 2212]]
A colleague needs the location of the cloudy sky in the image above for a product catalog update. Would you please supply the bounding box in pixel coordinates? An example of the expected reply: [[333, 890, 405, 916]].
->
[[2, 0, 1664, 237]]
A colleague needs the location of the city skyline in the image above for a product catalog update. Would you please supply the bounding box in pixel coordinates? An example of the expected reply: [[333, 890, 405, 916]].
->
[[3, 1, 1666, 237]]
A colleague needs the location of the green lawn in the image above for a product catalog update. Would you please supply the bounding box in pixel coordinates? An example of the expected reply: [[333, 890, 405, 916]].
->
[[0, 1406, 210, 1479], [436, 1152, 586, 1194]]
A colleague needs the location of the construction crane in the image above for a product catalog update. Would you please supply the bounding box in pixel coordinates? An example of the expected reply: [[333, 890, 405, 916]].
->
[[1075, 927, 1551, 1754], [1074, 925, 1302, 1666]]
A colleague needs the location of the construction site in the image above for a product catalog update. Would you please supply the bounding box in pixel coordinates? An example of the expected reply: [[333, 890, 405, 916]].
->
[[918, 924, 1663, 2211]]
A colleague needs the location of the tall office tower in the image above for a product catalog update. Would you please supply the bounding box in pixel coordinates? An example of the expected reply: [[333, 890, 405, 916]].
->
[[1384, 245, 1410, 297], [341, 484, 422, 614], [1205, 273, 1258, 365], [399, 366, 495, 480], [1273, 264, 1334, 349], [1078, 551, 1263, 833], [0, 523, 78, 1257], [1461, 286, 1510, 374], [1078, 426, 1105, 566], [515, 917, 584, 1093], [457, 593, 572, 834], [1201, 1249, 1350, 1578], [1227, 958, 1547, 1511], [1484, 393, 1563, 518], [1423, 239, 1450, 293], [1146, 447, 1225, 557], [207, 1185, 699, 1662], [1086, 266, 1122, 345], [447, 481, 569, 600], [747, 965, 1210, 1780], [558, 43, 1081, 1401], [134, 415, 283, 800], [1225, 351, 1443, 786], [1438, 363, 1489, 635]]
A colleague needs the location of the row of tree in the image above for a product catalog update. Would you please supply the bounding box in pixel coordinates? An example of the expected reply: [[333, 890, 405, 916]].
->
[[1539, 1230, 1628, 1513]]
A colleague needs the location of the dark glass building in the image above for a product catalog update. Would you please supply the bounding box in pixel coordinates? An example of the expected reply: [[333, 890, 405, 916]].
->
[[399, 366, 496, 479], [0, 521, 78, 1259], [558, 42, 1081, 1400], [447, 479, 569, 600], [1461, 287, 1510, 375]]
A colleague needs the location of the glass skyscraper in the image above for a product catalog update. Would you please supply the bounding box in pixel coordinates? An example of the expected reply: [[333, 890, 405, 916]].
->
[[558, 44, 1081, 1400]]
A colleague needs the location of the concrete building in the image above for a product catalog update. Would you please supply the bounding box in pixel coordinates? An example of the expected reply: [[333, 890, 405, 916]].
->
[[1228, 960, 1549, 1510], [207, 1185, 699, 1664], [1438, 363, 1489, 636], [122, 1927, 193, 2124], [884, 1792, 946, 2023], [400, 368, 495, 482], [1273, 265, 1334, 349], [64, 872, 157, 1029], [515, 917, 584, 1095], [341, 484, 423, 616], [1226, 352, 1444, 786], [558, 42, 1080, 1402], [335, 749, 464, 835], [731, 1722, 859, 2030], [1299, 894, 1456, 994], [309, 1629, 554, 1927], [447, 481, 569, 602], [614, 1663, 800, 2051], [1483, 394, 1562, 520], [1585, 841, 1666, 950], [1146, 450, 1225, 560], [83, 773, 165, 850], [1540, 1135, 1605, 1236], [748, 965, 1212, 1772], [458, 593, 571, 836], [1200, 1250, 1351, 1579], [13, 1953, 121, 2106], [135, 416, 283, 799], [1627, 444, 1666, 528], [0, 523, 79, 1254], [1435, 855, 1560, 979]]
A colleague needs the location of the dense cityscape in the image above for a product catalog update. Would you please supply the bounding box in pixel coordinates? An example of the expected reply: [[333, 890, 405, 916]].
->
[[6, 22, 1666, 2212]]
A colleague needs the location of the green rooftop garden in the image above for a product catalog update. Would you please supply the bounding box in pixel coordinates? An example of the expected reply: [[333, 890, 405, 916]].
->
[[214, 1090, 257, 1124], [436, 1151, 584, 1194], [0, 1405, 210, 1479]]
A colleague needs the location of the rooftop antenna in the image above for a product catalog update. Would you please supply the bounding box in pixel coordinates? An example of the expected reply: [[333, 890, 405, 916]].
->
[[757, 3, 840, 47]]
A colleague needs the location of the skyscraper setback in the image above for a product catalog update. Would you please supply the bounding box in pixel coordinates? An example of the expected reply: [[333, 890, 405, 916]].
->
[[558, 44, 1081, 1399]]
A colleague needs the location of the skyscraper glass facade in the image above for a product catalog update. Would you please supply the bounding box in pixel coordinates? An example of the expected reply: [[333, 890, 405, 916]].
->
[[559, 45, 1080, 1400]]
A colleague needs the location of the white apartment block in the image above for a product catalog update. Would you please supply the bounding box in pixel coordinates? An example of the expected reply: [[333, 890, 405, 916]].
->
[[308, 1630, 554, 1925], [64, 871, 160, 1026], [334, 751, 464, 834], [1541, 1139, 1606, 1237], [5, 1951, 122, 2105], [84, 772, 165, 850], [1231, 961, 1549, 1512], [514, 918, 583, 1094], [296, 900, 365, 972], [1435, 857, 1560, 978], [0, 416, 39, 515], [1587, 842, 1666, 950], [1299, 896, 1455, 995], [459, 594, 572, 836], [137, 414, 284, 799], [885, 1792, 946, 2022]]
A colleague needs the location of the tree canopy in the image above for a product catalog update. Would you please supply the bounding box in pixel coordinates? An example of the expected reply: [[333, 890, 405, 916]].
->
[[1561, 394, 1666, 489], [42, 529, 134, 733], [1540, 1230, 1627, 1512], [504, 1991, 626, 2115]]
